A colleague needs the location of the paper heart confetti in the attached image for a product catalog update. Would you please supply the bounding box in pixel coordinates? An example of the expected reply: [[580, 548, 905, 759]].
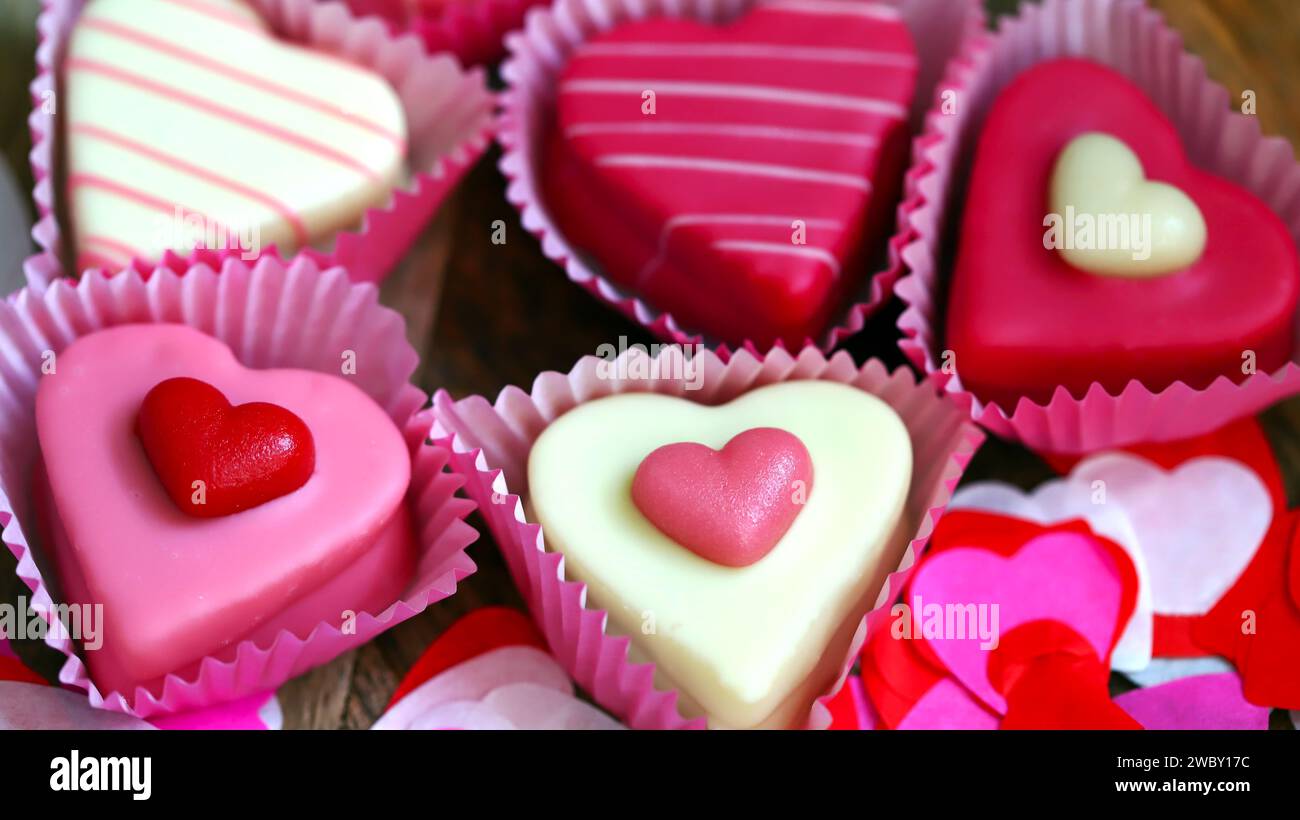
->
[[861, 512, 1145, 729], [949, 479, 1153, 671], [905, 514, 1137, 713], [375, 607, 621, 730], [631, 427, 813, 567], [374, 646, 622, 731], [0, 643, 280, 729], [1049, 416, 1300, 708], [1066, 453, 1269, 617], [386, 606, 547, 708], [1112, 673, 1269, 731]]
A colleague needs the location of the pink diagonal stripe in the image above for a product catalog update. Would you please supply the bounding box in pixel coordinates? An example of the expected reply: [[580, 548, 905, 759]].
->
[[78, 17, 404, 151], [81, 232, 146, 261], [72, 123, 308, 245], [69, 172, 237, 248], [159, 0, 263, 32], [67, 57, 383, 182]]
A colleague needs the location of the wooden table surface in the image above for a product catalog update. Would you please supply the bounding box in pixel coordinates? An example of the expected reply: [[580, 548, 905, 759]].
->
[[1, 0, 1298, 729]]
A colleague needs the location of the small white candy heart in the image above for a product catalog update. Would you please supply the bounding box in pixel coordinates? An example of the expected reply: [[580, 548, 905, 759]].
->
[[1049, 132, 1206, 276]]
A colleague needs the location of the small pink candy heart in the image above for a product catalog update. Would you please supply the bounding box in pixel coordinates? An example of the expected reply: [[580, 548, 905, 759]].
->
[[631, 427, 812, 568]]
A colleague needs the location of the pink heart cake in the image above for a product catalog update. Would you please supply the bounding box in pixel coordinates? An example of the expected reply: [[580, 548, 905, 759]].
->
[[33, 324, 416, 698], [541, 2, 918, 348], [946, 58, 1300, 409]]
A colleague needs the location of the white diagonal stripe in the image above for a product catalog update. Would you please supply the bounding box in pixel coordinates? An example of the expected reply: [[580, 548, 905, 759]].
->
[[594, 154, 873, 191], [576, 41, 916, 69], [562, 79, 907, 118], [565, 121, 879, 147], [712, 240, 842, 277]]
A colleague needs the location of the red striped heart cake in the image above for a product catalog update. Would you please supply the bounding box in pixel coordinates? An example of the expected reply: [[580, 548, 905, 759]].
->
[[64, 0, 407, 271], [542, 1, 917, 348]]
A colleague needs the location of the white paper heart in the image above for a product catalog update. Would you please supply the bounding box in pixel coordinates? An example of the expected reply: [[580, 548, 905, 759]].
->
[[372, 645, 622, 730], [1067, 453, 1270, 616], [1122, 655, 1234, 689], [0, 681, 155, 730], [948, 480, 1153, 672]]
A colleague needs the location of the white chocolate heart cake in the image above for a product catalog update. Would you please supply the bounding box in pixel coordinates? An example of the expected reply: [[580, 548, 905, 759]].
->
[[64, 0, 407, 270], [527, 381, 913, 728]]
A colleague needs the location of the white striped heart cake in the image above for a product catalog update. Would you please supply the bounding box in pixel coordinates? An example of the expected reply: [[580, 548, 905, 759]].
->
[[64, 0, 407, 272]]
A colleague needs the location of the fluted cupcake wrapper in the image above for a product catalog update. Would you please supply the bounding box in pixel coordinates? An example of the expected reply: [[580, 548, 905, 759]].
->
[[25, 0, 494, 288], [496, 0, 984, 355], [429, 344, 982, 729], [894, 0, 1300, 454], [344, 0, 553, 66], [0, 256, 477, 717]]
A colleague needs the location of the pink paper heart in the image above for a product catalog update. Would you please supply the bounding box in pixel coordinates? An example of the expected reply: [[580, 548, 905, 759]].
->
[[895, 679, 999, 731], [907, 530, 1129, 713], [1114, 672, 1269, 730], [631, 427, 812, 567]]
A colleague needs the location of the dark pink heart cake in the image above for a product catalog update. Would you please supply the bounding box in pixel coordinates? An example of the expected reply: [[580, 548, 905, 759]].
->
[[542, 3, 918, 348]]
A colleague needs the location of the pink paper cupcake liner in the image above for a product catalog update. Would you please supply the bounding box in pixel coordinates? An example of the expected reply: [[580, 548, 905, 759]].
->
[[497, 0, 985, 354], [340, 0, 552, 66], [0, 255, 478, 717], [894, 0, 1300, 454], [429, 345, 983, 729], [25, 0, 495, 289]]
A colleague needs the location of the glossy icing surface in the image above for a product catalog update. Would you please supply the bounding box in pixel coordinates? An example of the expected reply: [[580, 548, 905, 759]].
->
[[35, 324, 413, 696], [528, 381, 912, 728], [65, 0, 407, 270], [947, 59, 1299, 408], [543, 2, 917, 347]]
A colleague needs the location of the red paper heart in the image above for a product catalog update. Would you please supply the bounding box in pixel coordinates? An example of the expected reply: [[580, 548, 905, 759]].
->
[[543, 5, 918, 348], [991, 622, 1140, 730], [631, 427, 812, 567], [946, 59, 1299, 408], [387, 607, 546, 709], [136, 376, 315, 518]]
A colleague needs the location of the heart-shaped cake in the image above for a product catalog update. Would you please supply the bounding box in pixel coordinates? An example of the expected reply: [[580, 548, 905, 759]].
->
[[946, 58, 1300, 408], [542, 3, 918, 348], [64, 0, 407, 271], [527, 380, 912, 728], [34, 324, 415, 696]]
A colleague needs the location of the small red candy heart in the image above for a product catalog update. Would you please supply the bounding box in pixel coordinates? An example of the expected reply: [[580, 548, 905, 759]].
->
[[631, 427, 812, 568], [136, 377, 315, 518]]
